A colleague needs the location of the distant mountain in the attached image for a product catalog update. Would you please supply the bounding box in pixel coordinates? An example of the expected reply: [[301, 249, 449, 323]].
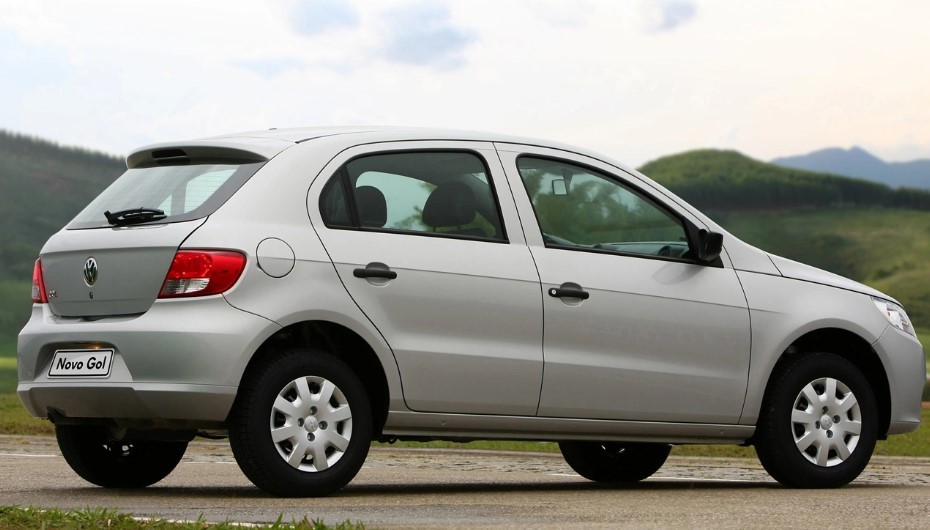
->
[[638, 149, 930, 213], [771, 146, 930, 190]]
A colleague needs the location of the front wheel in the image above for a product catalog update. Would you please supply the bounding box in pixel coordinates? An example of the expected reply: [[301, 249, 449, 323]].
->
[[230, 348, 373, 497], [754, 352, 878, 488], [559, 441, 671, 483], [56, 425, 187, 488]]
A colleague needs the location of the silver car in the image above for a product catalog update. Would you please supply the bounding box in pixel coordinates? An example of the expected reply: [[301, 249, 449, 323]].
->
[[17, 128, 925, 496]]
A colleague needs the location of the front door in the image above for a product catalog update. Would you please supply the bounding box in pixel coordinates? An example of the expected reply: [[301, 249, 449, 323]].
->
[[498, 147, 751, 424]]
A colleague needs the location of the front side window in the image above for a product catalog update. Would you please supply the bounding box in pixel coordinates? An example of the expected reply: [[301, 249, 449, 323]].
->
[[517, 157, 690, 259], [320, 151, 506, 241]]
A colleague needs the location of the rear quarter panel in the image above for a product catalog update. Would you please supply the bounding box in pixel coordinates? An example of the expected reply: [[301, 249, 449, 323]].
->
[[180, 140, 405, 409]]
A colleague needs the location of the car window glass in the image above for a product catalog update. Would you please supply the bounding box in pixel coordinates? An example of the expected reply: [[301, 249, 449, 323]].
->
[[158, 169, 236, 215], [319, 177, 351, 227], [356, 172, 435, 231], [69, 162, 262, 229], [321, 151, 506, 241], [517, 157, 690, 259]]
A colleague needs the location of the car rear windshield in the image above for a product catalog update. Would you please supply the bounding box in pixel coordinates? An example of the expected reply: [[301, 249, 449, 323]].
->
[[67, 161, 265, 229]]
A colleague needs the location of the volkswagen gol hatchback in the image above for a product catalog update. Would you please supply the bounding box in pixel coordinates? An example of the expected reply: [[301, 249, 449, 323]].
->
[[18, 128, 925, 496]]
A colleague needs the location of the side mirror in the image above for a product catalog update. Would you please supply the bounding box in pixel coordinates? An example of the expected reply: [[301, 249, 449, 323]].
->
[[696, 229, 723, 263]]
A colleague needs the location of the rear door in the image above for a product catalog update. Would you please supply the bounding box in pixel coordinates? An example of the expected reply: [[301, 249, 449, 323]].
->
[[308, 142, 543, 416], [497, 145, 752, 424]]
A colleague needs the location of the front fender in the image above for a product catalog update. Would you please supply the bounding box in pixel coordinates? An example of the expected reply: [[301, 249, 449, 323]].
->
[[736, 271, 889, 425]]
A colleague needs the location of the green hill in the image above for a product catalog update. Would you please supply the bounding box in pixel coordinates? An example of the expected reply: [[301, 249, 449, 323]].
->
[[640, 149, 930, 212], [640, 150, 930, 329], [0, 131, 125, 343], [0, 130, 125, 278]]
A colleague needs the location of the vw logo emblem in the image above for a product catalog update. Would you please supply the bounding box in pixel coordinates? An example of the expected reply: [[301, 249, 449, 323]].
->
[[83, 257, 98, 287]]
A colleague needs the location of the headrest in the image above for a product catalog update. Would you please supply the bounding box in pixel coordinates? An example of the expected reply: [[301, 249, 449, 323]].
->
[[355, 185, 387, 228], [422, 182, 476, 228]]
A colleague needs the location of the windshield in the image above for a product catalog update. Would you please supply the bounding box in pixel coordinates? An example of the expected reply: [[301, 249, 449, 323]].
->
[[68, 162, 264, 229]]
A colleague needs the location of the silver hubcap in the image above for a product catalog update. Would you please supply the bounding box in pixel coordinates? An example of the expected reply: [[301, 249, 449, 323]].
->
[[791, 377, 862, 467], [269, 376, 353, 472]]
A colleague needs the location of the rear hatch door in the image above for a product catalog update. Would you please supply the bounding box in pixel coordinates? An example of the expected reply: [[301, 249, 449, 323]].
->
[[41, 220, 205, 317], [40, 153, 266, 317]]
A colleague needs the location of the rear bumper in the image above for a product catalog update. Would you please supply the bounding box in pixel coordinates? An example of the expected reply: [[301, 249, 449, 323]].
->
[[17, 296, 279, 424], [17, 383, 237, 425]]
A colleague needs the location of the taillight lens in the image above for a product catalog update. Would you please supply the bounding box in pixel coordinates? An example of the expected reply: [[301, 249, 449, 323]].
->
[[32, 258, 48, 303], [158, 250, 246, 298]]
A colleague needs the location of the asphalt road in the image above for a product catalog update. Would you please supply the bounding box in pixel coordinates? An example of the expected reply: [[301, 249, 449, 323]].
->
[[1, 435, 929, 528]]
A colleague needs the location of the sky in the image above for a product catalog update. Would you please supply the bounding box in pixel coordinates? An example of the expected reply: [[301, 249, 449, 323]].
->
[[2, 0, 929, 167]]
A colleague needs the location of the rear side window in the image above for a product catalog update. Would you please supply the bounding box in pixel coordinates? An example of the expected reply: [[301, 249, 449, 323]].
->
[[320, 151, 507, 241], [68, 162, 264, 229]]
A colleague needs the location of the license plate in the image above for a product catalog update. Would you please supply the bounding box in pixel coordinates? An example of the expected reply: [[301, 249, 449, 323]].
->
[[48, 349, 114, 377]]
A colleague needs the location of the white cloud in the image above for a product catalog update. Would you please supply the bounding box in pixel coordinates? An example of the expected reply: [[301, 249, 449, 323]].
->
[[378, 2, 477, 70], [288, 0, 360, 36], [0, 30, 70, 86], [639, 0, 698, 33], [231, 57, 307, 79]]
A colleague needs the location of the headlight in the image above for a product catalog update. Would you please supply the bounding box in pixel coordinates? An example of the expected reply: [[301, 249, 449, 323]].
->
[[872, 298, 916, 337]]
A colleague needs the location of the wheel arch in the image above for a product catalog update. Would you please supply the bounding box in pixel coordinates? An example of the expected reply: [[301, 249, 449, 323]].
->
[[239, 320, 392, 437], [764, 327, 891, 438]]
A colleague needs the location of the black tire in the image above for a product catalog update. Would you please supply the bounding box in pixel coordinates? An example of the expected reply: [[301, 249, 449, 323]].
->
[[754, 352, 878, 488], [229, 348, 372, 497], [559, 441, 671, 483], [56, 425, 187, 488]]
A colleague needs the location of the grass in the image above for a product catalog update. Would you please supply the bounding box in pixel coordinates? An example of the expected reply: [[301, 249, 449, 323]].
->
[[0, 337, 14, 358], [874, 408, 930, 457], [0, 358, 55, 435], [0, 506, 363, 529], [0, 357, 14, 368], [0, 393, 53, 436]]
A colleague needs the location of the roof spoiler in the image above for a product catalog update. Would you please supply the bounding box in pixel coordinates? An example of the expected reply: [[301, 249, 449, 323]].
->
[[126, 138, 290, 168]]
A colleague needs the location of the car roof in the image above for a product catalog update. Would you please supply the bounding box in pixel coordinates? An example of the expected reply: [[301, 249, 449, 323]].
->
[[127, 126, 622, 170], [208, 126, 553, 146]]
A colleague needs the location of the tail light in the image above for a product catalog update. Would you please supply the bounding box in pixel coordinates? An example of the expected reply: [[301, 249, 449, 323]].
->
[[31, 259, 48, 304], [158, 250, 246, 298]]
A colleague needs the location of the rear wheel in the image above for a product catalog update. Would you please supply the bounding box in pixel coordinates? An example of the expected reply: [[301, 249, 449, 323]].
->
[[230, 348, 372, 497], [559, 441, 671, 483], [754, 352, 878, 488], [56, 425, 187, 488]]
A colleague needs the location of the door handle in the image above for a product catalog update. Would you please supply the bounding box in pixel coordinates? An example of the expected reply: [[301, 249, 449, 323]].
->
[[548, 284, 589, 300], [353, 264, 397, 280]]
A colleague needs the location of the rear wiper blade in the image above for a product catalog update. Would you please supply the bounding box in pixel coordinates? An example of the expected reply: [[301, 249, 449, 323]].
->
[[104, 207, 167, 226]]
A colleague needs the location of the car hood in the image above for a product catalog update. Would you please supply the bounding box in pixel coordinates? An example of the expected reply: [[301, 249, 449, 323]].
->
[[766, 253, 897, 303]]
